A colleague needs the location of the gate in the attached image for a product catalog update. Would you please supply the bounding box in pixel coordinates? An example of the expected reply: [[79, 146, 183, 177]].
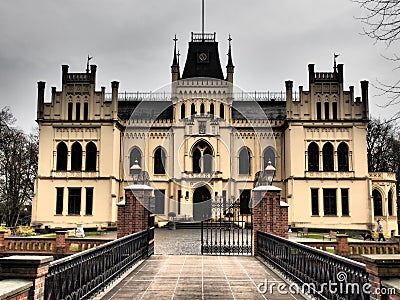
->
[[201, 197, 253, 255]]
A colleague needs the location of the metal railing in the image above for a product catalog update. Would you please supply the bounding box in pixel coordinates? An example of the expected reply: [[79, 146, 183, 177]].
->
[[44, 230, 151, 300], [257, 231, 369, 299]]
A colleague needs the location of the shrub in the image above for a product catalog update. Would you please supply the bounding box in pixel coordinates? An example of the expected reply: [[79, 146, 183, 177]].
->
[[15, 226, 36, 237]]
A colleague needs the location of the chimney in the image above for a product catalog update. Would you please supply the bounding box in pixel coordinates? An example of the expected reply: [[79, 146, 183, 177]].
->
[[308, 64, 315, 85], [285, 80, 293, 102], [337, 64, 344, 83], [111, 81, 119, 119], [90, 65, 97, 84], [361, 80, 369, 103], [37, 81, 45, 120]]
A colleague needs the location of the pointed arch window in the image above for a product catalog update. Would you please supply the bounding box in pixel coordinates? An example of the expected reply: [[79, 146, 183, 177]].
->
[[71, 142, 82, 171], [191, 103, 196, 117], [85, 142, 97, 171], [154, 147, 166, 174], [322, 142, 334, 172], [192, 141, 214, 173], [220, 103, 225, 119], [388, 190, 393, 216], [239, 147, 251, 175], [180, 103, 186, 119], [210, 103, 214, 116], [130, 147, 142, 175], [200, 103, 205, 115], [263, 147, 276, 168], [373, 189, 383, 216], [56, 142, 68, 171], [337, 142, 349, 172], [308, 142, 319, 171]]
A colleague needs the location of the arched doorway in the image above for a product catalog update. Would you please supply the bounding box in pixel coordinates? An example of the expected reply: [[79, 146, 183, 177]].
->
[[193, 186, 212, 221]]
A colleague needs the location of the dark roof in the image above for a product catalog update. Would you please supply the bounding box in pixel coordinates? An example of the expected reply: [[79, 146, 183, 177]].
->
[[118, 101, 173, 120], [181, 41, 224, 80], [232, 101, 286, 120]]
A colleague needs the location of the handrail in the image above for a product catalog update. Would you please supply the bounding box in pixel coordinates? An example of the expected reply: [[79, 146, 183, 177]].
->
[[44, 230, 150, 300]]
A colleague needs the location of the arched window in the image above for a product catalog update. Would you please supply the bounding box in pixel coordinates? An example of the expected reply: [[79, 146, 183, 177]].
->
[[210, 103, 214, 116], [56, 142, 68, 171], [71, 142, 82, 171], [220, 103, 225, 119], [322, 143, 334, 172], [192, 141, 214, 173], [129, 147, 142, 174], [373, 189, 383, 216], [154, 147, 166, 174], [308, 142, 319, 171], [263, 147, 276, 168], [180, 103, 185, 119], [85, 142, 97, 171], [388, 190, 393, 216], [337, 142, 349, 172], [239, 147, 251, 175], [200, 103, 205, 115], [191, 103, 196, 117]]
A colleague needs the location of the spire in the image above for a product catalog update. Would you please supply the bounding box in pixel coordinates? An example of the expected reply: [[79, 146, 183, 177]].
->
[[173, 35, 178, 66], [227, 34, 234, 67], [226, 34, 235, 83]]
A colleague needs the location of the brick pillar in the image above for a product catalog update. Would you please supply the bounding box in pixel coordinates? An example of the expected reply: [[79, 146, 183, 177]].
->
[[336, 234, 350, 257], [0, 255, 53, 300], [362, 254, 400, 300], [117, 185, 153, 238], [253, 186, 288, 255], [55, 231, 68, 256], [0, 230, 9, 253]]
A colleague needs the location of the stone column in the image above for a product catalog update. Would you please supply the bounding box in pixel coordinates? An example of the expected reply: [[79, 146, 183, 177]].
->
[[0, 255, 53, 300], [362, 254, 400, 300]]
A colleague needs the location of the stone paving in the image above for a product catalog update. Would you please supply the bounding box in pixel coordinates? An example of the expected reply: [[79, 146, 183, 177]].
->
[[155, 228, 201, 255], [100, 255, 304, 300]]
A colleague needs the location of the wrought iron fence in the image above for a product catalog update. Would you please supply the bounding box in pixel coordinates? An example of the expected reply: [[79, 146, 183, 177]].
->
[[44, 230, 151, 300], [257, 231, 369, 300]]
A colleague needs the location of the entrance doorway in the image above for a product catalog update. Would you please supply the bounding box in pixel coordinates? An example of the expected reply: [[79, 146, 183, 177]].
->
[[193, 186, 212, 221]]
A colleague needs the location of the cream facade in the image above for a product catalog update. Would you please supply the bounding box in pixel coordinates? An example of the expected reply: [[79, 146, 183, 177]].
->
[[31, 32, 397, 235]]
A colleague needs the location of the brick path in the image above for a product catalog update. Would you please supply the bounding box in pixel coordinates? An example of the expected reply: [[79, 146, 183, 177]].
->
[[100, 255, 304, 300]]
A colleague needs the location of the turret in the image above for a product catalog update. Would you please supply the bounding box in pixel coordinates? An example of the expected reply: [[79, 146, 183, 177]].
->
[[226, 35, 234, 84], [171, 35, 180, 82], [285, 80, 293, 102], [111, 81, 119, 119]]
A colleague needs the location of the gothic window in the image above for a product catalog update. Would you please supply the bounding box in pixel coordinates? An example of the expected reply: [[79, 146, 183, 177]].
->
[[239, 147, 251, 175], [71, 142, 82, 171], [311, 189, 319, 216], [373, 189, 383, 216], [324, 102, 330, 120], [200, 103, 205, 115], [84, 103, 89, 120], [240, 190, 251, 214], [192, 141, 214, 173], [154, 189, 165, 214], [323, 189, 337, 215], [56, 142, 68, 171], [191, 103, 196, 117], [388, 190, 393, 216], [76, 102, 81, 121], [316, 102, 321, 120], [322, 142, 334, 172], [337, 142, 349, 172], [85, 142, 97, 171], [263, 147, 276, 168], [68, 103, 73, 121], [220, 103, 225, 119], [68, 188, 81, 215], [210, 103, 214, 116], [129, 147, 142, 175], [180, 103, 185, 119], [332, 102, 338, 120], [154, 147, 166, 174], [308, 142, 319, 171]]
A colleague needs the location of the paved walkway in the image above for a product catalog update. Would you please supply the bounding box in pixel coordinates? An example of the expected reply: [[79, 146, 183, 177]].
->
[[100, 255, 304, 300]]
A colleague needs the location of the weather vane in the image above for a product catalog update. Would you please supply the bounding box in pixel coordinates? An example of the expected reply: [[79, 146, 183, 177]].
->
[[86, 55, 93, 73]]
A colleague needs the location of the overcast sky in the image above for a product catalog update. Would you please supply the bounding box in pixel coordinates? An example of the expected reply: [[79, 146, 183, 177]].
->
[[0, 0, 398, 132]]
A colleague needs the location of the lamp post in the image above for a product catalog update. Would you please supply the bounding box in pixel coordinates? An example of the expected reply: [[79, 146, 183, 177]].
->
[[130, 160, 149, 185], [257, 160, 276, 187]]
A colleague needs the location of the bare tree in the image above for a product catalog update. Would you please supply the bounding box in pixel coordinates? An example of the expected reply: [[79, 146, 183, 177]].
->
[[0, 107, 38, 227], [353, 0, 400, 118]]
